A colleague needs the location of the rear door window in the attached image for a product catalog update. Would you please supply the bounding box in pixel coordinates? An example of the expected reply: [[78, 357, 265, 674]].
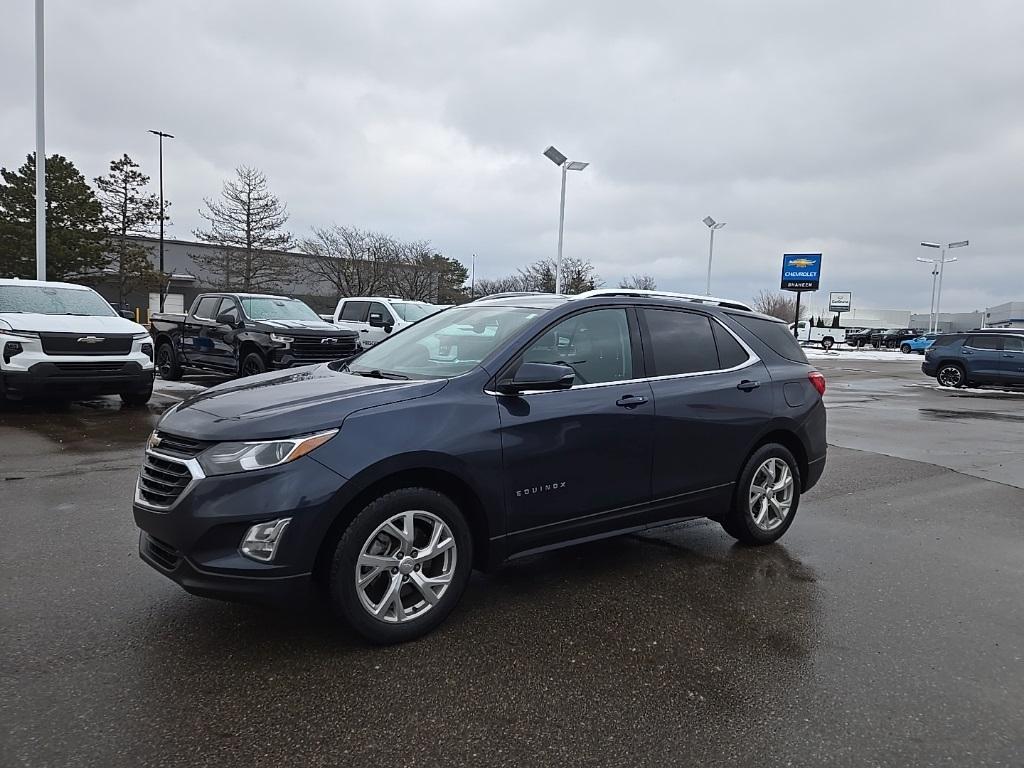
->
[[1003, 336, 1024, 352], [640, 309, 720, 375], [340, 300, 370, 322], [966, 335, 1001, 350]]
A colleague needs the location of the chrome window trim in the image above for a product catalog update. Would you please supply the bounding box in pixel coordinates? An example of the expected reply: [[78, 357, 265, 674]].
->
[[134, 449, 206, 512], [486, 314, 759, 396]]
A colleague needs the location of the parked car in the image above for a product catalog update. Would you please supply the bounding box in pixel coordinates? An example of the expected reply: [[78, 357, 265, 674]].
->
[[900, 333, 939, 354], [868, 328, 922, 349], [789, 320, 846, 350], [922, 330, 1024, 388], [845, 328, 883, 348], [0, 279, 155, 404], [332, 297, 442, 348], [134, 289, 827, 643], [150, 293, 360, 380]]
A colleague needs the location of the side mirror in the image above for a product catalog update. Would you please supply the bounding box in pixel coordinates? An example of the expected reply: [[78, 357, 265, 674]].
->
[[368, 312, 385, 328], [495, 362, 575, 395], [119, 309, 135, 320], [216, 313, 237, 328]]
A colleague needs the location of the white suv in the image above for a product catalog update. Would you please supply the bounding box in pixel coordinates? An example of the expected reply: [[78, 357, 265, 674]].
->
[[0, 279, 156, 404], [331, 297, 442, 347]]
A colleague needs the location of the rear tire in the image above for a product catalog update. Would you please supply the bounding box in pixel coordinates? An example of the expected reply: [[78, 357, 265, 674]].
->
[[156, 342, 182, 381], [937, 363, 965, 388], [720, 444, 801, 545], [328, 487, 473, 644], [821, 337, 834, 351]]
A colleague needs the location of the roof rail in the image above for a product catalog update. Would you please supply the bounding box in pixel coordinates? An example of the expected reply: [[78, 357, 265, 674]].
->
[[472, 291, 561, 302], [569, 288, 753, 312]]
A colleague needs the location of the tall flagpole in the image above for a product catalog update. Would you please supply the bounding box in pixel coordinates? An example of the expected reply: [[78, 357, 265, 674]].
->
[[35, 0, 46, 281]]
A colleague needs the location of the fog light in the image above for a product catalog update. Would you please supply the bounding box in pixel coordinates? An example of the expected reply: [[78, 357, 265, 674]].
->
[[240, 518, 292, 562], [3, 342, 22, 364]]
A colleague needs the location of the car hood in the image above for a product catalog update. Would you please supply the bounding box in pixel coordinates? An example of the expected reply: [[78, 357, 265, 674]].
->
[[249, 318, 352, 335], [0, 312, 147, 335], [158, 364, 447, 441]]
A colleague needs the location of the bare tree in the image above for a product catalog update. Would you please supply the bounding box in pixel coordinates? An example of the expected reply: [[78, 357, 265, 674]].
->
[[619, 274, 657, 290], [752, 289, 808, 322], [515, 256, 602, 294], [300, 226, 399, 299], [193, 166, 293, 291], [94, 154, 164, 305]]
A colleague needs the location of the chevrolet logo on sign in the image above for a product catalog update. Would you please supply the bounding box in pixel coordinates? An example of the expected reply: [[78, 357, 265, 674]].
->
[[786, 258, 815, 268], [77, 336, 104, 344]]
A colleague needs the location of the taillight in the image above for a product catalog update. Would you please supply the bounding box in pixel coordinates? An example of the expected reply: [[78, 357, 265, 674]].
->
[[808, 370, 826, 396]]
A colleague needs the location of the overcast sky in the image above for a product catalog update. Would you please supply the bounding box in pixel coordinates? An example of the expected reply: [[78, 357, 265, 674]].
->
[[1, 0, 1022, 312]]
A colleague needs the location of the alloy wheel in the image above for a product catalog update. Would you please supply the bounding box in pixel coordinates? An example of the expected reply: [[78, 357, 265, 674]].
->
[[938, 366, 963, 388], [157, 348, 172, 377], [748, 458, 795, 532], [355, 510, 457, 623]]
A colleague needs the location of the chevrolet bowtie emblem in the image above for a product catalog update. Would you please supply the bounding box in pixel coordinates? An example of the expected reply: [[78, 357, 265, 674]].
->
[[77, 336, 104, 343], [321, 338, 337, 344]]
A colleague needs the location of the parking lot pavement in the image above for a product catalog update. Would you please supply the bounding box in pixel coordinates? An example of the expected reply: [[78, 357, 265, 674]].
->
[[2, 373, 1022, 767]]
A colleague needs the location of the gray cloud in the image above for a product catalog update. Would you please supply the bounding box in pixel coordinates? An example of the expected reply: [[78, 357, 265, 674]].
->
[[1, 0, 1021, 312]]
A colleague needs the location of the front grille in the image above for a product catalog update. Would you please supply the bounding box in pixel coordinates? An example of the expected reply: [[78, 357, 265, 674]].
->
[[52, 361, 128, 373], [138, 453, 194, 508], [153, 432, 208, 459], [40, 333, 133, 356], [289, 334, 360, 363], [142, 534, 181, 570]]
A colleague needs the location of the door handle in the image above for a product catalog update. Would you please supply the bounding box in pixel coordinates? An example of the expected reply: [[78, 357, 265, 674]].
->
[[737, 379, 760, 392], [360, 329, 369, 333], [615, 394, 648, 408], [962, 350, 974, 355]]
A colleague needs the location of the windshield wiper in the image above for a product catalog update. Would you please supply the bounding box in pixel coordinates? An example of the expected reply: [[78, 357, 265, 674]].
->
[[349, 368, 409, 380]]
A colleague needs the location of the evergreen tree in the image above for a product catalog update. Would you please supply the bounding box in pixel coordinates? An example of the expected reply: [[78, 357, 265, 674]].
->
[[193, 166, 293, 291], [0, 153, 106, 280], [94, 154, 164, 304]]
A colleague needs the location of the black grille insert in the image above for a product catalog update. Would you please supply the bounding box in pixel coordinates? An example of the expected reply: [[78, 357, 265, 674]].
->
[[142, 535, 181, 570], [289, 334, 360, 363], [153, 432, 208, 458], [138, 453, 193, 507], [52, 361, 128, 373], [40, 333, 133, 356]]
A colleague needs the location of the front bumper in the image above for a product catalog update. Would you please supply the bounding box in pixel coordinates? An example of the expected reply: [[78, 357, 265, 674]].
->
[[133, 453, 347, 604], [2, 361, 154, 398]]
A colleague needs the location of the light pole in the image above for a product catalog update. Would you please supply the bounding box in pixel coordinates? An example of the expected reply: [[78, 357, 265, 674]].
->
[[149, 130, 174, 311], [920, 240, 968, 332], [35, 0, 46, 280], [543, 146, 588, 294], [915, 257, 940, 331], [702, 216, 726, 295]]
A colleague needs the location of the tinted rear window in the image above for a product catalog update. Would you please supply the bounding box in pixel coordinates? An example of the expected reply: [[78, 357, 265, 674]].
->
[[729, 314, 808, 363], [966, 335, 1001, 350], [640, 308, 720, 375]]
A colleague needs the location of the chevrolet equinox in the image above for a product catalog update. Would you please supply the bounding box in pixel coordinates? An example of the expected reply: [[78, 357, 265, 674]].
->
[[134, 290, 827, 643]]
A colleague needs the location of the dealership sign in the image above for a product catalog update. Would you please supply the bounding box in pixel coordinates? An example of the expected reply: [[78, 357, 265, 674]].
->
[[781, 253, 822, 291], [829, 292, 852, 313]]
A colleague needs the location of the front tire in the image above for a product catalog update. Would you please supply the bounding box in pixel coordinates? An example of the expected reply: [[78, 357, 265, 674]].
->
[[156, 342, 182, 381], [821, 337, 834, 351], [240, 351, 267, 377], [720, 444, 801, 545], [900, 343, 912, 354], [937, 363, 965, 388], [120, 386, 153, 406], [329, 487, 473, 644]]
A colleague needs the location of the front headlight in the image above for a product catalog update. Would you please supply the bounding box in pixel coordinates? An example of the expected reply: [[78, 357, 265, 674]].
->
[[197, 429, 337, 476], [269, 333, 294, 345], [1, 329, 40, 339], [133, 332, 151, 341]]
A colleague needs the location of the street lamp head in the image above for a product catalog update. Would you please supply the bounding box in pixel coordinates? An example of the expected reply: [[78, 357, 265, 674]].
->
[[948, 240, 969, 249], [703, 216, 716, 228], [149, 129, 175, 139], [920, 241, 941, 248], [916, 257, 937, 264], [713, 222, 726, 230], [566, 160, 589, 171], [543, 146, 567, 166]]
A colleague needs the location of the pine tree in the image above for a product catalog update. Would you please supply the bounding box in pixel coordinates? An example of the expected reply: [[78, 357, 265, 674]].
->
[[94, 154, 165, 304], [193, 166, 293, 291], [0, 153, 106, 280]]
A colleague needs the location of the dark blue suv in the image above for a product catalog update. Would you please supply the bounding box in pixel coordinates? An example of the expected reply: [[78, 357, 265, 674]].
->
[[922, 330, 1024, 388], [133, 291, 827, 643]]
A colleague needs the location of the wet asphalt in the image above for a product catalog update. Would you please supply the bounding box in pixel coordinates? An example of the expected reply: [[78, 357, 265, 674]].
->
[[1, 360, 1022, 767]]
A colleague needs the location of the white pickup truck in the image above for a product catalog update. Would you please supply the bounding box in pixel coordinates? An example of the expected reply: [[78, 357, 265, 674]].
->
[[0, 279, 155, 404], [789, 321, 846, 350]]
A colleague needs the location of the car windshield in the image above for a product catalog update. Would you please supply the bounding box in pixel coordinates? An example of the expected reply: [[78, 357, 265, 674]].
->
[[240, 297, 321, 321], [347, 304, 544, 379], [391, 301, 439, 322], [0, 284, 117, 317]]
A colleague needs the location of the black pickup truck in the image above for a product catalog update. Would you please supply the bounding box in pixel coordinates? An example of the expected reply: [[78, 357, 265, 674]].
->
[[150, 293, 360, 380]]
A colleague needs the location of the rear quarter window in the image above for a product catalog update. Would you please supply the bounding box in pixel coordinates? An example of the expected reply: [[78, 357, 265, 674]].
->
[[729, 314, 808, 364]]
